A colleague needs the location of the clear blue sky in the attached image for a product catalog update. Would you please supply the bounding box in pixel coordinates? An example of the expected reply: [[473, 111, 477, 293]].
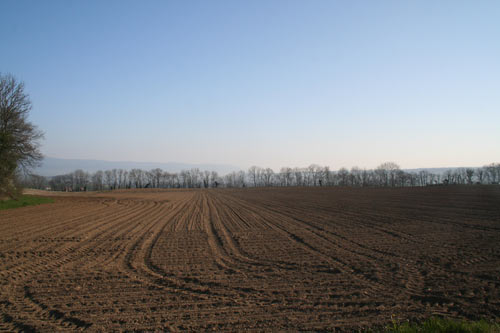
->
[[1, 0, 499, 170]]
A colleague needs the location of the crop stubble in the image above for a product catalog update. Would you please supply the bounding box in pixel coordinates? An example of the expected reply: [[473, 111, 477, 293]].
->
[[0, 186, 499, 331]]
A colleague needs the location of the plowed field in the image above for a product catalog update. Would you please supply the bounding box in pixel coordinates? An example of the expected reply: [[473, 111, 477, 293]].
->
[[1, 186, 499, 331]]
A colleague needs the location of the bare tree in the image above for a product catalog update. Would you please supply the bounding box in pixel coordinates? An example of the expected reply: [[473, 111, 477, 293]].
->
[[0, 74, 44, 198], [202, 170, 210, 188], [336, 168, 347, 186], [285, 167, 294, 186], [385, 162, 401, 187], [129, 168, 144, 188], [22, 173, 47, 190], [151, 168, 163, 188], [443, 169, 453, 184], [465, 168, 474, 184], [349, 167, 361, 186], [455, 168, 466, 185], [248, 166, 261, 187], [307, 164, 322, 186], [418, 170, 429, 186], [322, 166, 331, 186], [262, 168, 274, 186], [92, 170, 104, 190], [73, 169, 88, 190], [290, 167, 301, 186], [210, 171, 219, 187], [485, 163, 499, 184], [179, 170, 187, 188], [117, 169, 124, 189], [395, 169, 407, 187], [104, 170, 113, 189], [224, 172, 236, 188], [361, 169, 370, 186], [476, 168, 484, 184], [112, 169, 118, 189], [236, 171, 246, 187], [160, 171, 171, 188], [122, 170, 129, 188], [171, 173, 180, 188]]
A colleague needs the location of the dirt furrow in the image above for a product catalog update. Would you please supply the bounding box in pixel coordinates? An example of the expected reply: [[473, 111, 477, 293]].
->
[[1, 187, 498, 331]]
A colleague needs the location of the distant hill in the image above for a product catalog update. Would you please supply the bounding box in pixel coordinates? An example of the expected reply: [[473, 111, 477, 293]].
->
[[33, 157, 479, 177], [33, 157, 241, 177], [404, 167, 477, 175]]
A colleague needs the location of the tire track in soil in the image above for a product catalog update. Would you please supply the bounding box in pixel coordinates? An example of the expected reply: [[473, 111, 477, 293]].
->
[[135, 192, 264, 301], [225, 188, 499, 319], [0, 198, 159, 331], [238, 195, 427, 298], [199, 192, 264, 292], [17, 197, 194, 331], [0, 198, 137, 258], [117, 192, 239, 301], [238, 190, 494, 313], [0, 197, 114, 242], [244, 193, 461, 315], [0, 200, 147, 289], [217, 192, 415, 302], [0, 199, 152, 281], [206, 192, 308, 272], [1, 187, 498, 331]]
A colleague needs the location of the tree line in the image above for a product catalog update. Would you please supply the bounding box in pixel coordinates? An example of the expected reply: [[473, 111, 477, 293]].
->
[[3, 73, 498, 197], [22, 162, 500, 191]]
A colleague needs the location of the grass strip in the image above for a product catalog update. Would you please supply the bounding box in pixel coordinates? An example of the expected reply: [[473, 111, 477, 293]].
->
[[0, 195, 54, 210], [384, 317, 500, 333]]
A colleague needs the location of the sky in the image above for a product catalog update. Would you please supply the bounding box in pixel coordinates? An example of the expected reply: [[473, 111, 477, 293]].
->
[[1, 0, 499, 170]]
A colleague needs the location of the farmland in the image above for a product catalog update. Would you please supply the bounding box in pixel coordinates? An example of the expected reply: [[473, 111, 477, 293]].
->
[[0, 186, 499, 331]]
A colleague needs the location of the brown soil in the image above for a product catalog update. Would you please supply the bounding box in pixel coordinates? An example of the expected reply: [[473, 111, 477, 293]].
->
[[1, 186, 499, 331]]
